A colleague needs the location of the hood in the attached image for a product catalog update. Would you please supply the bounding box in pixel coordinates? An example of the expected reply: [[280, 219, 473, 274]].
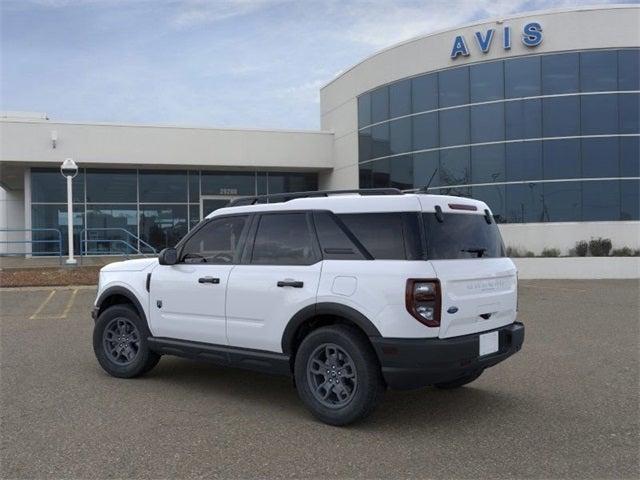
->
[[100, 257, 158, 272]]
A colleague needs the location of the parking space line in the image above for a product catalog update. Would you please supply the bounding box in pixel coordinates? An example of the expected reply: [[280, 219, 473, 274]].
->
[[29, 290, 56, 320], [59, 288, 79, 319]]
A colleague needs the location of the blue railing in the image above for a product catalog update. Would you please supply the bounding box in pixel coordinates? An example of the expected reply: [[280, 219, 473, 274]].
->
[[79, 228, 157, 260], [0, 228, 63, 264]]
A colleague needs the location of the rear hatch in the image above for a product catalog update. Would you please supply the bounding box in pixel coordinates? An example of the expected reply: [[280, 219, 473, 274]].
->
[[422, 211, 517, 339]]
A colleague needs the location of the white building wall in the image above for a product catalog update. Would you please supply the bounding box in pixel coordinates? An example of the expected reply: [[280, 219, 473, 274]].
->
[[0, 187, 26, 254]]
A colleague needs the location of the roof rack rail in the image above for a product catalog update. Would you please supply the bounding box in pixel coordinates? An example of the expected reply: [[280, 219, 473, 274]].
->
[[228, 188, 403, 207]]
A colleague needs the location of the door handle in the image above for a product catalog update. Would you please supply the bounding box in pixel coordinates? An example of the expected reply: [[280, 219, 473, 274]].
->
[[198, 277, 220, 284], [277, 280, 304, 288]]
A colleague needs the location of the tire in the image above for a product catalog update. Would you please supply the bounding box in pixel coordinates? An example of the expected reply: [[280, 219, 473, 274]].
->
[[93, 304, 160, 378], [294, 325, 385, 426], [434, 370, 483, 389]]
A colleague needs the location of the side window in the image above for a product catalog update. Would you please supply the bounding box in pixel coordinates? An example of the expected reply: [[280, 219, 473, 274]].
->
[[313, 211, 366, 260], [180, 216, 248, 264], [251, 213, 319, 265]]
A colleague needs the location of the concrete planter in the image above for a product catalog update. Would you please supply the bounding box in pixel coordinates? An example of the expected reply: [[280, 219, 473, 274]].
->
[[513, 257, 640, 279]]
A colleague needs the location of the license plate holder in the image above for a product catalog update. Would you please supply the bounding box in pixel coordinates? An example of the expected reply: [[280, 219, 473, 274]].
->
[[479, 331, 499, 356]]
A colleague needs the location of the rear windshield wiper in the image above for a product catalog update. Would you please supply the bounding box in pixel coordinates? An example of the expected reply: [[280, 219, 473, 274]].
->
[[461, 248, 487, 258]]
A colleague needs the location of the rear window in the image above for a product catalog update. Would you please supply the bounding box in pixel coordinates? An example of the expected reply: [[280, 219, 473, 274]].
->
[[423, 213, 505, 260]]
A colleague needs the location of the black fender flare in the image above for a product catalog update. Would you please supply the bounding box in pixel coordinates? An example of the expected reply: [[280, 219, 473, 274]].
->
[[96, 286, 147, 324], [281, 302, 381, 355]]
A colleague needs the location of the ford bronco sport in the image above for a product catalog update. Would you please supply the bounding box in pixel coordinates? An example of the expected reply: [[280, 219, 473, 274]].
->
[[92, 188, 524, 425]]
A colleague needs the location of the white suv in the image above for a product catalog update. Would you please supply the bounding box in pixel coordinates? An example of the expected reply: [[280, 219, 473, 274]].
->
[[92, 189, 524, 425]]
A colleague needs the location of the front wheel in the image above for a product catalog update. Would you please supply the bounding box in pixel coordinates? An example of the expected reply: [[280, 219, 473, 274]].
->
[[294, 325, 385, 426]]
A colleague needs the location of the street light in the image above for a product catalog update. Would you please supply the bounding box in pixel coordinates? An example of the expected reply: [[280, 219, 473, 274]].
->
[[60, 158, 78, 265]]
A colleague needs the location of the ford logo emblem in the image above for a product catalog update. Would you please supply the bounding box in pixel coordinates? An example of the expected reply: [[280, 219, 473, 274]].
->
[[447, 306, 459, 314]]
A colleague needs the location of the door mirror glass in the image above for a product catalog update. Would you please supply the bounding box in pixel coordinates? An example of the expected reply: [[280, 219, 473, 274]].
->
[[158, 247, 178, 265]]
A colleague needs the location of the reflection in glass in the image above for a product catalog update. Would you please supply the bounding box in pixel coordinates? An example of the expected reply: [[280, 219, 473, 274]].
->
[[580, 51, 617, 92], [390, 79, 411, 118], [470, 61, 504, 102], [86, 205, 138, 254], [542, 181, 581, 222], [470, 103, 504, 143], [542, 52, 579, 94], [505, 183, 543, 223], [471, 144, 505, 184], [371, 123, 390, 158], [506, 99, 542, 140], [582, 137, 619, 178], [439, 108, 469, 147], [188, 171, 200, 202], [31, 168, 85, 203], [31, 204, 84, 255], [582, 181, 620, 221], [413, 152, 440, 189], [86, 169, 136, 203], [268, 173, 317, 194], [621, 180, 640, 220], [505, 56, 541, 98], [412, 112, 438, 151], [389, 117, 411, 155], [440, 147, 470, 186], [543, 96, 580, 137], [371, 86, 389, 123], [139, 170, 188, 203], [358, 94, 371, 128], [139, 205, 188, 250], [620, 137, 640, 177], [412, 73, 438, 113], [472, 184, 505, 222], [372, 158, 390, 188], [618, 49, 640, 91], [506, 142, 543, 182], [619, 93, 639, 134], [390, 155, 413, 190], [201, 171, 254, 196], [359, 163, 373, 188], [543, 139, 581, 180], [359, 128, 373, 162], [439, 67, 469, 107], [581, 94, 618, 135]]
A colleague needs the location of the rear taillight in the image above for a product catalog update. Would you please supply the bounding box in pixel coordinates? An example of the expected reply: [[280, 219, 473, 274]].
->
[[405, 279, 441, 327]]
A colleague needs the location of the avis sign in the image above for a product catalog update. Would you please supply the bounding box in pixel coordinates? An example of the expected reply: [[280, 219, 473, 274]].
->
[[450, 22, 543, 59]]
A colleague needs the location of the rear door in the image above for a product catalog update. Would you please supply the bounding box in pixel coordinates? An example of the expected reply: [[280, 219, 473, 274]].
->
[[226, 211, 322, 352], [422, 210, 517, 339]]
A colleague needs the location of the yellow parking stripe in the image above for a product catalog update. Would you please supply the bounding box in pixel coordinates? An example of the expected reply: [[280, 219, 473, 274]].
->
[[29, 290, 56, 320]]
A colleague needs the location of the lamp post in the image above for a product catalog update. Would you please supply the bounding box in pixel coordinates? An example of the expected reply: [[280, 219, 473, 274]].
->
[[60, 158, 78, 265]]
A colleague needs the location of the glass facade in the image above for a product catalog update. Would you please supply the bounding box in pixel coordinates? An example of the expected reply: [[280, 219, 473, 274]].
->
[[30, 168, 317, 255], [357, 49, 640, 223]]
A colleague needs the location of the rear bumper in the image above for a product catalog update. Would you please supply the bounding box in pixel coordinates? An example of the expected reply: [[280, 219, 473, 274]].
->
[[371, 322, 524, 390]]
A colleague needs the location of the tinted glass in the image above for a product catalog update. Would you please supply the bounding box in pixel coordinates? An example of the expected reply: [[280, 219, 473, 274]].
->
[[582, 137, 619, 178], [412, 112, 438, 150], [359, 128, 373, 162], [472, 184, 505, 222], [543, 96, 580, 137], [31, 168, 84, 203], [620, 137, 640, 177], [390, 155, 413, 190], [139, 205, 188, 250], [471, 144, 505, 183], [139, 170, 188, 203], [413, 151, 440, 189], [506, 142, 543, 182], [581, 94, 618, 135], [338, 213, 409, 260], [505, 56, 541, 98], [31, 204, 84, 255], [201, 172, 254, 196], [268, 173, 317, 194], [580, 51, 617, 92], [439, 108, 469, 147], [181, 216, 247, 264], [86, 205, 138, 254], [257, 172, 268, 195], [542, 53, 579, 94], [543, 181, 581, 222], [371, 123, 390, 158], [440, 147, 470, 186], [439, 67, 469, 107], [618, 49, 640, 91], [389, 79, 411, 118], [189, 204, 200, 229], [412, 73, 438, 113], [619, 93, 639, 134], [620, 179, 640, 220], [372, 158, 391, 188], [582, 181, 620, 221], [370, 86, 389, 123], [389, 117, 411, 155], [543, 139, 581, 180], [251, 213, 317, 265], [359, 163, 372, 188], [470, 103, 504, 143], [358, 94, 371, 128], [505, 183, 543, 223], [505, 99, 542, 140], [188, 171, 200, 202], [313, 211, 365, 260], [470, 61, 504, 102], [423, 213, 505, 259]]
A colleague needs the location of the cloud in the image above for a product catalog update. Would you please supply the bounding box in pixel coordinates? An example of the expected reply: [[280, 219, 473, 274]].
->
[[169, 0, 285, 29]]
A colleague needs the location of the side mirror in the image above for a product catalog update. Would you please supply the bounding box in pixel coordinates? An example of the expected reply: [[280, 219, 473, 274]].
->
[[158, 247, 178, 265]]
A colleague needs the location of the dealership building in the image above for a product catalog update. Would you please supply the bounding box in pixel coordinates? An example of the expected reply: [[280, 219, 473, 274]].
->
[[1, 5, 638, 257]]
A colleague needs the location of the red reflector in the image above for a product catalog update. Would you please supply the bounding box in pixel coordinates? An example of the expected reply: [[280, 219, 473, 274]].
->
[[448, 203, 477, 211]]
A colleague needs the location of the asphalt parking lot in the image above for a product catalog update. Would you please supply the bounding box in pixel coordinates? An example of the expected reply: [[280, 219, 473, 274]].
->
[[1, 280, 638, 479]]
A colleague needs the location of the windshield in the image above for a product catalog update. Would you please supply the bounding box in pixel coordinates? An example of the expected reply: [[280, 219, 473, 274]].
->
[[423, 213, 505, 260]]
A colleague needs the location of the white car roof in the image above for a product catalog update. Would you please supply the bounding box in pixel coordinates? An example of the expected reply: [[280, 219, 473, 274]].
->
[[208, 193, 491, 219]]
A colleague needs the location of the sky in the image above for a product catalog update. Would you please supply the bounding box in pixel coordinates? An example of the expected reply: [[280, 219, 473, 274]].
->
[[1, 0, 637, 130]]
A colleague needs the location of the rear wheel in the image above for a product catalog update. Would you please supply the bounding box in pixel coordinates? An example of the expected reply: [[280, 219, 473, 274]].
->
[[93, 304, 160, 378], [434, 370, 483, 389], [294, 325, 385, 426]]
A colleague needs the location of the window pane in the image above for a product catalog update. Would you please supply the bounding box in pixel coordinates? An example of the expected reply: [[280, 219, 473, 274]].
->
[[31, 168, 84, 203], [440, 147, 470, 186], [620, 137, 640, 177], [505, 56, 541, 98], [470, 103, 504, 143], [543, 181, 581, 222], [413, 151, 440, 189], [359, 128, 373, 162], [582, 181, 620, 221], [505, 183, 543, 223], [619, 93, 639, 134], [339, 213, 407, 259], [412, 73, 438, 113], [31, 204, 84, 255], [358, 94, 371, 128], [370, 86, 389, 123], [251, 213, 317, 265], [390, 155, 413, 190], [86, 169, 136, 203], [472, 184, 505, 222], [506, 141, 543, 181], [181, 216, 247, 264], [139, 205, 188, 250], [506, 99, 542, 140], [313, 211, 365, 260], [268, 173, 317, 194], [189, 204, 200, 229], [372, 158, 390, 188], [371, 123, 390, 158], [470, 61, 504, 102], [139, 170, 188, 203], [542, 52, 579, 94], [439, 67, 469, 107], [621, 179, 640, 220], [86, 205, 138, 254], [188, 171, 200, 202], [389, 79, 411, 118], [389, 117, 411, 155], [257, 172, 268, 195], [412, 112, 438, 150], [582, 137, 619, 178], [359, 163, 372, 188], [619, 49, 640, 91], [543, 96, 580, 137], [543, 139, 580, 180], [201, 171, 254, 196], [581, 94, 618, 135], [471, 144, 505, 183], [580, 51, 617, 92], [439, 107, 469, 147]]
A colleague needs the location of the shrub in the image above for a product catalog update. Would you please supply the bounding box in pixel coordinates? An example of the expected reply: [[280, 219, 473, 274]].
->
[[611, 247, 637, 257], [589, 237, 612, 257], [540, 248, 560, 257], [506, 246, 535, 258], [574, 240, 588, 257]]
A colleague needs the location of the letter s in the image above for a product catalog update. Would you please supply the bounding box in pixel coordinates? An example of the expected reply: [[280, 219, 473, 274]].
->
[[522, 22, 543, 47]]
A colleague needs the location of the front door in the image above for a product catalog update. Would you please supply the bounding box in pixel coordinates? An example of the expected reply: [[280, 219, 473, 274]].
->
[[200, 196, 235, 220], [149, 214, 250, 345]]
